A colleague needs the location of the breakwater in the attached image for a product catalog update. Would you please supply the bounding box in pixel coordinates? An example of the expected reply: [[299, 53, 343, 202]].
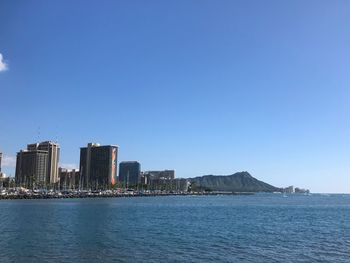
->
[[0, 191, 254, 200]]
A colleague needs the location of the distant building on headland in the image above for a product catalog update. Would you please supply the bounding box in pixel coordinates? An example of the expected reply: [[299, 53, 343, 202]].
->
[[59, 168, 80, 190], [282, 185, 310, 194], [79, 143, 118, 190], [15, 141, 60, 188], [294, 187, 310, 194], [283, 185, 294, 194], [119, 161, 141, 188]]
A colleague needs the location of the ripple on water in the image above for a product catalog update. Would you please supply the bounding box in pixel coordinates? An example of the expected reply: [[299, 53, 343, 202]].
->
[[0, 195, 350, 262]]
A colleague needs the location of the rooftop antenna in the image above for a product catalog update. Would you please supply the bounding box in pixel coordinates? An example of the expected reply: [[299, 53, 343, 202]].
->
[[54, 125, 59, 144], [37, 126, 41, 143]]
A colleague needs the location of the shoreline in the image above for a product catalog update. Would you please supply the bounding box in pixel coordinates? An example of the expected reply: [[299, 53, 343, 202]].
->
[[0, 191, 255, 200]]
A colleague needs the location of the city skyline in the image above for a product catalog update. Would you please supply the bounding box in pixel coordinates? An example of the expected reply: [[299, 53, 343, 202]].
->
[[1, 1, 350, 193]]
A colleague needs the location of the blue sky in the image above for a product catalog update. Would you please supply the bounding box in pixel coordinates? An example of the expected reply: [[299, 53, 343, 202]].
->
[[1, 0, 350, 193]]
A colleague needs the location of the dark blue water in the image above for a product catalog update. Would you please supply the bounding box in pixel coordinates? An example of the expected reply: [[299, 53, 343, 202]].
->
[[1, 194, 350, 262]]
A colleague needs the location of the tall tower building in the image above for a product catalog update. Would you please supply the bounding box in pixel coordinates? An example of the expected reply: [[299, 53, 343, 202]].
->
[[38, 141, 60, 184], [15, 141, 60, 188], [119, 161, 141, 187], [79, 143, 118, 190]]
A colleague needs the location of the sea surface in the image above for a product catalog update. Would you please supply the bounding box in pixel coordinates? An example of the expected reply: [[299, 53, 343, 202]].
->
[[1, 194, 350, 262]]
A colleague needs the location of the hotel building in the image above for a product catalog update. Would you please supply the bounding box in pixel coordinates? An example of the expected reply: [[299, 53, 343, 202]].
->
[[79, 143, 118, 190], [15, 141, 60, 188]]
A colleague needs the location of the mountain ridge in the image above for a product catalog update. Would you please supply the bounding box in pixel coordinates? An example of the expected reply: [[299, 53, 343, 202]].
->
[[189, 171, 280, 192]]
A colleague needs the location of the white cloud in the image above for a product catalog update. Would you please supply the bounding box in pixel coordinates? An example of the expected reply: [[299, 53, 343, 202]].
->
[[2, 155, 16, 168], [0, 53, 8, 72], [60, 163, 79, 170]]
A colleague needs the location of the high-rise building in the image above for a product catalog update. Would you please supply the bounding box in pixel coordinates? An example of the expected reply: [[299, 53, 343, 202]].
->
[[15, 149, 48, 188], [79, 143, 118, 190], [15, 141, 60, 188], [27, 141, 60, 184], [119, 161, 141, 187]]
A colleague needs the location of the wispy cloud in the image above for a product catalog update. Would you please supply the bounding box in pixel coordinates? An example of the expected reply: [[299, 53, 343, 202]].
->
[[2, 155, 16, 168], [0, 53, 8, 72], [60, 163, 79, 170]]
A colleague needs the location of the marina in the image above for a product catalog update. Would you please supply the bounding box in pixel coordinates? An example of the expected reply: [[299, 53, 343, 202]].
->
[[0, 188, 254, 200]]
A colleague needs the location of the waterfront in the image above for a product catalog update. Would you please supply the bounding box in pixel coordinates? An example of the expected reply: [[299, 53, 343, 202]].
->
[[0, 188, 253, 200], [0, 194, 350, 262]]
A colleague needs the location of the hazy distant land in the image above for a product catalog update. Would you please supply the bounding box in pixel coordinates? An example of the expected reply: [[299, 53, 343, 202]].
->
[[189, 172, 308, 193]]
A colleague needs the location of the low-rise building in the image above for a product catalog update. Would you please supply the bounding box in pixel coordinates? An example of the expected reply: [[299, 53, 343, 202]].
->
[[144, 170, 175, 181], [148, 178, 189, 192], [0, 173, 10, 188], [59, 168, 80, 190]]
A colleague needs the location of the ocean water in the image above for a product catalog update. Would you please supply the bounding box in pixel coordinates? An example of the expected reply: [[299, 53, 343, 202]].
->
[[0, 194, 350, 262]]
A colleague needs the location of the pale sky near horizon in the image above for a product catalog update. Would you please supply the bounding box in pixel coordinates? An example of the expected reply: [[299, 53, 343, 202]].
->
[[1, 0, 350, 193]]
